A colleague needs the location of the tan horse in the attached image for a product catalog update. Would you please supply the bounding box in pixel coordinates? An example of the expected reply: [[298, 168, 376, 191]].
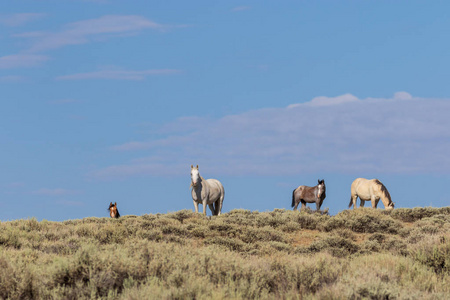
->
[[190, 165, 225, 216], [349, 178, 394, 210], [108, 202, 120, 218]]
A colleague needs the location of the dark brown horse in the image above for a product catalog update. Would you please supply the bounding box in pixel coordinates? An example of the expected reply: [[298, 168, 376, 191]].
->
[[108, 202, 120, 218], [292, 179, 326, 211]]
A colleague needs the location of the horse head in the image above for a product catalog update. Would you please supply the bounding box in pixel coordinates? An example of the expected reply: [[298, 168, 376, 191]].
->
[[387, 201, 395, 210], [317, 179, 326, 198], [108, 202, 119, 218], [190, 165, 200, 188]]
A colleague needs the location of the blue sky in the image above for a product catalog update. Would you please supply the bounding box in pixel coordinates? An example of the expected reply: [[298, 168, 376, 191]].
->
[[1, 1, 449, 221]]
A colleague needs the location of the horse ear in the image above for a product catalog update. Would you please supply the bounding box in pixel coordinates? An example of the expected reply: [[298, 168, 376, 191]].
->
[[114, 202, 117, 206], [196, 165, 198, 169], [110, 202, 112, 205], [191, 165, 193, 169]]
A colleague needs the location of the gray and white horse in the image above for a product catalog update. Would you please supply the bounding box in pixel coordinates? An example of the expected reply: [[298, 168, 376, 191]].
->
[[292, 179, 326, 211], [190, 165, 225, 216]]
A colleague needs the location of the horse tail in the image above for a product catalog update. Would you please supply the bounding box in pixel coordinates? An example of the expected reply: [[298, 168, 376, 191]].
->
[[348, 196, 353, 208], [291, 188, 296, 208]]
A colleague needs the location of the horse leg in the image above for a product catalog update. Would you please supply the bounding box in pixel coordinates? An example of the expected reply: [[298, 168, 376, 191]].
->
[[193, 200, 199, 213], [213, 200, 219, 216], [351, 195, 358, 209], [208, 203, 216, 216], [292, 195, 299, 211], [300, 200, 307, 211], [360, 199, 365, 208], [315, 200, 320, 211], [202, 198, 208, 215], [217, 191, 224, 216], [371, 196, 378, 209], [212, 200, 219, 215]]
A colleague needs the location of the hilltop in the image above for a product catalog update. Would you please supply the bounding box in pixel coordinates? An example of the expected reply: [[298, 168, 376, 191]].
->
[[0, 207, 449, 299]]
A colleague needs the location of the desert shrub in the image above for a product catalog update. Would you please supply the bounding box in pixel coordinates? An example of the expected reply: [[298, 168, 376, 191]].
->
[[390, 207, 450, 222], [136, 228, 163, 241], [328, 209, 403, 234], [208, 221, 238, 234], [223, 209, 254, 225], [266, 241, 292, 252], [322, 216, 346, 232], [239, 226, 287, 244], [349, 284, 398, 300], [75, 223, 97, 238], [167, 209, 195, 224], [294, 213, 323, 230], [279, 221, 301, 233], [398, 226, 412, 238], [0, 208, 449, 299], [187, 225, 209, 238], [160, 224, 189, 237], [308, 236, 359, 257], [19, 218, 41, 232], [412, 238, 450, 274], [227, 209, 253, 215], [407, 229, 426, 244], [369, 233, 387, 243], [0, 228, 22, 249], [360, 240, 381, 253], [204, 236, 249, 252], [94, 224, 128, 244], [0, 257, 17, 299], [382, 237, 408, 256], [141, 214, 158, 221], [334, 228, 357, 241]]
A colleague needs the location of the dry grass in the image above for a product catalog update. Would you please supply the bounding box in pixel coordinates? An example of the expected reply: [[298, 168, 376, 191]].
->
[[0, 207, 449, 299]]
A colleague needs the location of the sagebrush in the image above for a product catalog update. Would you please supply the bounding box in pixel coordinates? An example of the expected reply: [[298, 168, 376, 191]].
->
[[0, 207, 449, 299]]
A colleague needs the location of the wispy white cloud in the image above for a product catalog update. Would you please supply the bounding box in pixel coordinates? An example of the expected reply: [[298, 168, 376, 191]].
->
[[56, 68, 181, 80], [32, 188, 78, 196], [16, 15, 175, 53], [0, 54, 49, 69], [94, 92, 450, 179], [296, 93, 359, 107], [0, 13, 46, 27]]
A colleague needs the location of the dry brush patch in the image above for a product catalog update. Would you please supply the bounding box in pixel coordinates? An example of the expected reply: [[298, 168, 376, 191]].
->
[[0, 207, 449, 299]]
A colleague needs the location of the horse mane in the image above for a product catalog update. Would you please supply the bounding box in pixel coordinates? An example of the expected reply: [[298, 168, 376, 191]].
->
[[374, 179, 392, 204]]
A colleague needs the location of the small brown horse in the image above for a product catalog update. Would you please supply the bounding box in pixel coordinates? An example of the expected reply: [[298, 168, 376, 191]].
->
[[108, 202, 120, 218], [292, 179, 326, 211]]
